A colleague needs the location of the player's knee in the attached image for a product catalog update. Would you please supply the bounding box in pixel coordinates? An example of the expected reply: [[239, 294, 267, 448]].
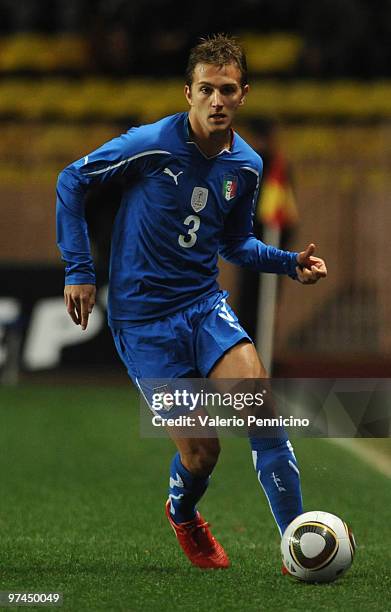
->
[[182, 440, 220, 476], [249, 358, 267, 379], [239, 344, 268, 378]]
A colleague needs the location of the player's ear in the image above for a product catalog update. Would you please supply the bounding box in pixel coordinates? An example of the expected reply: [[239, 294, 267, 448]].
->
[[184, 84, 193, 106], [239, 84, 249, 105]]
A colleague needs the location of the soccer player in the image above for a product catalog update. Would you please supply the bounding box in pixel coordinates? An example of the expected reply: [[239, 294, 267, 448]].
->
[[56, 34, 327, 570]]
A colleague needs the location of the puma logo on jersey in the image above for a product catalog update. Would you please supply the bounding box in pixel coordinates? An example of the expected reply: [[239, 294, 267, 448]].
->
[[163, 167, 183, 185]]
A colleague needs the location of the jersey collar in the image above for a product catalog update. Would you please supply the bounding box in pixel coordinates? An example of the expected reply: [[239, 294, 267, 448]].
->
[[183, 113, 234, 159]]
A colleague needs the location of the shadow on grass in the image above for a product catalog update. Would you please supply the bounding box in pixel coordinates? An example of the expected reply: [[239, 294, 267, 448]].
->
[[4, 560, 186, 577]]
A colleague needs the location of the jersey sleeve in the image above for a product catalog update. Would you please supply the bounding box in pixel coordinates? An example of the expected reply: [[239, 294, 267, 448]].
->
[[219, 167, 298, 278], [56, 125, 170, 285]]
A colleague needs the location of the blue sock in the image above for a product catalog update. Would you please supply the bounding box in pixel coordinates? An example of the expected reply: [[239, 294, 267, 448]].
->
[[168, 452, 210, 524], [250, 436, 303, 536]]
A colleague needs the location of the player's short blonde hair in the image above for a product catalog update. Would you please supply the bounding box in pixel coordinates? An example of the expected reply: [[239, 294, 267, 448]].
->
[[185, 34, 248, 87]]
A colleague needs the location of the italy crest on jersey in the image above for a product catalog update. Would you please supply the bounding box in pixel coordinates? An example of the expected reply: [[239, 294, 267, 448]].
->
[[222, 175, 238, 201]]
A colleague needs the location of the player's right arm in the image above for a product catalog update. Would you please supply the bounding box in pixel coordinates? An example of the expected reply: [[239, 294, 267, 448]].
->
[[56, 124, 164, 329], [56, 159, 98, 330]]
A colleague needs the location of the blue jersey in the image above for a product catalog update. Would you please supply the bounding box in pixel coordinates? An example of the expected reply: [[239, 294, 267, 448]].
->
[[56, 112, 298, 326]]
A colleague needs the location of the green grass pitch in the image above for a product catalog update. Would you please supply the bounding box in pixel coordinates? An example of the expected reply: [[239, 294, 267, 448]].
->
[[0, 385, 390, 611]]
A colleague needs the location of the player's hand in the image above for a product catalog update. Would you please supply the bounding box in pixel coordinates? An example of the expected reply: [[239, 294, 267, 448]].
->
[[296, 243, 327, 284], [64, 284, 96, 330]]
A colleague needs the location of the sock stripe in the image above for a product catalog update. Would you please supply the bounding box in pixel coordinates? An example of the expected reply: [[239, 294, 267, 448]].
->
[[168, 452, 209, 523], [251, 440, 303, 536], [256, 469, 283, 537], [288, 459, 300, 476]]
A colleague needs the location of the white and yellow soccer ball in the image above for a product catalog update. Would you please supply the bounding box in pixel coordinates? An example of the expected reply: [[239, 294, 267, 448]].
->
[[281, 511, 356, 583]]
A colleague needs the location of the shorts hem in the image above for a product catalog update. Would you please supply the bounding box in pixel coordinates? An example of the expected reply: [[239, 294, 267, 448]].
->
[[203, 334, 253, 377]]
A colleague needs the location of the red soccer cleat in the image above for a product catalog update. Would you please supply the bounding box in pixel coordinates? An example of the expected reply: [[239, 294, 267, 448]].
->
[[282, 563, 290, 575], [165, 500, 230, 569]]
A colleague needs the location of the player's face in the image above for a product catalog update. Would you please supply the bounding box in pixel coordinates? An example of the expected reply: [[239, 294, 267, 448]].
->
[[184, 63, 248, 137]]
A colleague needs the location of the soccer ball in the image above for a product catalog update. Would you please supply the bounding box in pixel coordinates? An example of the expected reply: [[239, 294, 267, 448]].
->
[[281, 511, 356, 583]]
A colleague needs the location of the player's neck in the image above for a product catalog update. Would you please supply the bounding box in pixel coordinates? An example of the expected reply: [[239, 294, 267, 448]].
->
[[188, 115, 232, 157]]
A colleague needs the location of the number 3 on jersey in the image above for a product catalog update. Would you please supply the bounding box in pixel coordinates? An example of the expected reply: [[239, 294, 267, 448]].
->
[[178, 215, 200, 249]]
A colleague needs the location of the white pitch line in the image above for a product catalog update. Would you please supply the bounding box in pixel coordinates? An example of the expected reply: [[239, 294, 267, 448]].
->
[[329, 438, 391, 478]]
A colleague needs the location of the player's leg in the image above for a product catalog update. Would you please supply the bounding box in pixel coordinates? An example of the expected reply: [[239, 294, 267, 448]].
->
[[166, 429, 220, 524], [164, 427, 229, 568], [208, 340, 303, 536], [111, 317, 229, 568]]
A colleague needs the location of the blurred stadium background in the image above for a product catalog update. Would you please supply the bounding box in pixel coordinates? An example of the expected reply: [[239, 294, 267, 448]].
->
[[1, 0, 391, 382]]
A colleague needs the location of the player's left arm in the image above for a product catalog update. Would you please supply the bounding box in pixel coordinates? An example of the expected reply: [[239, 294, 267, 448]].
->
[[295, 242, 327, 284], [219, 170, 327, 283]]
